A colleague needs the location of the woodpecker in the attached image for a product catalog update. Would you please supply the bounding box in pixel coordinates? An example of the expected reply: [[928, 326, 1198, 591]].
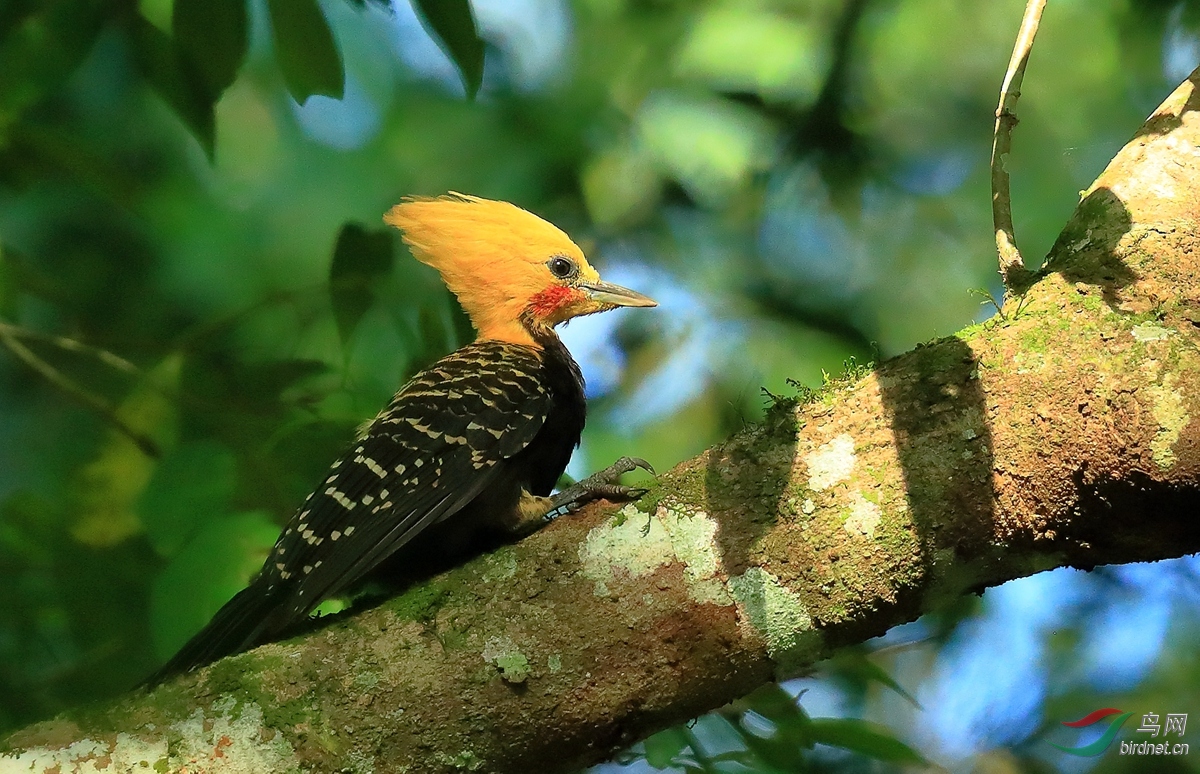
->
[[148, 194, 656, 682]]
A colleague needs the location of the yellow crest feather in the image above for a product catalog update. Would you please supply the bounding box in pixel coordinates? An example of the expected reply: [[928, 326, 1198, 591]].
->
[[384, 194, 596, 345]]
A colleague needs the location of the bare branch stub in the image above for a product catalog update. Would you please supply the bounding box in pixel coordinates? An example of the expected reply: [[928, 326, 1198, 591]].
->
[[991, 0, 1046, 292]]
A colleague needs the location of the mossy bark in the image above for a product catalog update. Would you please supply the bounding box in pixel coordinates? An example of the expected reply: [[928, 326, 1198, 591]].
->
[[5, 69, 1200, 774]]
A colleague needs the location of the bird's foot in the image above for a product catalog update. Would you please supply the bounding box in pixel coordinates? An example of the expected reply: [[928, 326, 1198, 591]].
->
[[544, 457, 655, 522]]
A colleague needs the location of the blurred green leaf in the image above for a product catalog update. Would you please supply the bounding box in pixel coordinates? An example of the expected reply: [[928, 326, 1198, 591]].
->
[[723, 684, 813, 771], [643, 726, 690, 769], [138, 0, 173, 33], [126, 14, 215, 154], [70, 354, 183, 548], [726, 730, 808, 772], [1183, 2, 1200, 30], [0, 241, 15, 319], [245, 358, 332, 402], [330, 223, 395, 347], [925, 593, 985, 645], [675, 7, 825, 104], [267, 0, 344, 103], [807, 718, 926, 764], [826, 651, 923, 709], [0, 491, 56, 566], [150, 510, 280, 660], [412, 0, 484, 98], [738, 683, 811, 727], [637, 92, 777, 207], [582, 141, 662, 228], [0, 1, 108, 131], [407, 304, 457, 371], [139, 440, 238, 558], [4, 123, 141, 205], [172, 0, 248, 99]]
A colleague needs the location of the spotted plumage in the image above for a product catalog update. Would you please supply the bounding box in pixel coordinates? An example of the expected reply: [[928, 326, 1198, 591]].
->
[[148, 193, 654, 683], [149, 335, 583, 679], [267, 336, 583, 611]]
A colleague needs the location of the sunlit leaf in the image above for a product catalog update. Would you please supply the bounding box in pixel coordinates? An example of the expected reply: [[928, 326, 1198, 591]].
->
[[330, 223, 395, 346], [412, 0, 484, 98], [173, 0, 248, 99], [267, 0, 344, 103], [675, 7, 825, 104], [642, 727, 689, 769], [139, 440, 238, 557], [138, 0, 172, 33], [71, 354, 183, 547], [126, 14, 215, 154], [312, 597, 349, 617], [807, 718, 926, 764], [150, 510, 280, 659], [637, 92, 777, 207]]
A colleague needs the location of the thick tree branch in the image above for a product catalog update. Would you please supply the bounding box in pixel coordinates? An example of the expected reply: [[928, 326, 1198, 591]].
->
[[6, 69, 1200, 774]]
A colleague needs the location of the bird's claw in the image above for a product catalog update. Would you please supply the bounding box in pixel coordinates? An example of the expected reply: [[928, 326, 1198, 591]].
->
[[545, 456, 655, 522], [593, 456, 655, 480]]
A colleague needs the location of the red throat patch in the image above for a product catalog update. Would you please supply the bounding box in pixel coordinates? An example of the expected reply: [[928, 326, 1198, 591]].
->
[[529, 285, 581, 319]]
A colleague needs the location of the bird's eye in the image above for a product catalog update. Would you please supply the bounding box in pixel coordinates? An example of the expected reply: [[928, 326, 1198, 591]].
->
[[547, 256, 578, 280]]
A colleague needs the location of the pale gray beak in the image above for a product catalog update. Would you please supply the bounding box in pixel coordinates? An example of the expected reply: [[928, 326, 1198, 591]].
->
[[580, 280, 657, 308]]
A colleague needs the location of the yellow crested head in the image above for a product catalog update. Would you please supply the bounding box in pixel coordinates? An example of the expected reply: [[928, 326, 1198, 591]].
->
[[385, 193, 655, 346]]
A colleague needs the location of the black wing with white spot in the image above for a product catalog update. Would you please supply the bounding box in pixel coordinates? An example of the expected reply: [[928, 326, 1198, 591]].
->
[[147, 341, 556, 682], [263, 341, 554, 617]]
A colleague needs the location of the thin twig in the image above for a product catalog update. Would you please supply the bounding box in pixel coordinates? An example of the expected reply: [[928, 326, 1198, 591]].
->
[[991, 0, 1046, 290], [0, 326, 161, 457], [968, 287, 1007, 321], [0, 321, 144, 377]]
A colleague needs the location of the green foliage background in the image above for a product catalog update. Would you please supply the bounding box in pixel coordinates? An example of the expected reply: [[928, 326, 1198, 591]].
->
[[2, 0, 1199, 771]]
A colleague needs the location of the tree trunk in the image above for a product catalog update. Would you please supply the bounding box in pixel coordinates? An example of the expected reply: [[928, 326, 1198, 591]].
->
[[5, 68, 1200, 774]]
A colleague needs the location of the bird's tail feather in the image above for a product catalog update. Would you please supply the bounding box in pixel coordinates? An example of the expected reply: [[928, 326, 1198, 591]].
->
[[143, 582, 293, 687]]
